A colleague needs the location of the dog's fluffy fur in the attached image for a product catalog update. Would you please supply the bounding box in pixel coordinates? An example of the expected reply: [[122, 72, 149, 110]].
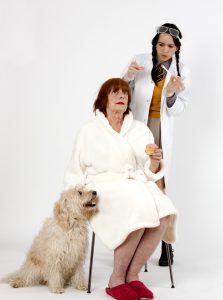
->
[[1, 186, 98, 293]]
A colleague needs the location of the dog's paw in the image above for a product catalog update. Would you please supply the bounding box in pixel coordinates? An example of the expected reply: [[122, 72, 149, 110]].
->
[[72, 282, 87, 291], [9, 278, 25, 288], [49, 286, 65, 294]]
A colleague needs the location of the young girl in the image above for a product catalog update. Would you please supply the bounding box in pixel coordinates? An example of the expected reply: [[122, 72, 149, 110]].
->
[[123, 23, 190, 266]]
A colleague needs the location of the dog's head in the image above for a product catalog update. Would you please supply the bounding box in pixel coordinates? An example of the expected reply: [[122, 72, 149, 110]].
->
[[54, 185, 98, 230]]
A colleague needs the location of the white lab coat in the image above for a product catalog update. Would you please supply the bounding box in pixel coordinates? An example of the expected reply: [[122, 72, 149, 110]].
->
[[123, 53, 190, 184], [64, 110, 177, 249]]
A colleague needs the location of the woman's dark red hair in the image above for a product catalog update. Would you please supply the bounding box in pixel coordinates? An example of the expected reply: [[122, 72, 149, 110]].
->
[[93, 78, 132, 116]]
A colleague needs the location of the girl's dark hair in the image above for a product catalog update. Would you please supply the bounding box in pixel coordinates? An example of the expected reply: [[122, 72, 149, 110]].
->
[[151, 23, 182, 85], [93, 78, 132, 116]]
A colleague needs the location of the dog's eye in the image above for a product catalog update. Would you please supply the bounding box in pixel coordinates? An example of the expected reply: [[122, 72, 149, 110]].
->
[[78, 191, 82, 195]]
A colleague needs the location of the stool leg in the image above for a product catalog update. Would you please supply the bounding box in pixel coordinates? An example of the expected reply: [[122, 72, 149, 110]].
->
[[87, 232, 95, 293], [165, 242, 175, 288]]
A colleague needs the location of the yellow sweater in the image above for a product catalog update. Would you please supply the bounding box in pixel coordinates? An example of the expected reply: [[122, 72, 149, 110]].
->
[[149, 77, 165, 118]]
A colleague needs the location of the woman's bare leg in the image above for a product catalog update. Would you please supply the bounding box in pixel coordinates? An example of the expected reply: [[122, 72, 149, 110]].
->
[[108, 228, 145, 288], [156, 177, 165, 192], [126, 216, 170, 282]]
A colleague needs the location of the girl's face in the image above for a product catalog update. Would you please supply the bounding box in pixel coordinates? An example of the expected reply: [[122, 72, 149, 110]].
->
[[156, 33, 178, 62]]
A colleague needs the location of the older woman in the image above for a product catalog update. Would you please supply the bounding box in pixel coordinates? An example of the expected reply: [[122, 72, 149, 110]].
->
[[64, 78, 177, 300]]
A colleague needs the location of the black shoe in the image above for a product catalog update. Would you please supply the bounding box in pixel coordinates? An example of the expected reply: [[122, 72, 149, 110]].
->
[[158, 241, 174, 267]]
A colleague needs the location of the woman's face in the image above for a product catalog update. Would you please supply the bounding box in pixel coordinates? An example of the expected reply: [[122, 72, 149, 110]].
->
[[156, 33, 178, 62], [107, 89, 128, 114]]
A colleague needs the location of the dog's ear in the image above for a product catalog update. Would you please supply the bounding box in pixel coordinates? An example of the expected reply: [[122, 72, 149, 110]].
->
[[54, 198, 72, 230]]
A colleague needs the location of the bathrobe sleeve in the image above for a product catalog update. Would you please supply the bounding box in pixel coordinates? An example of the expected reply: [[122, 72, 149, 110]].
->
[[133, 122, 165, 182], [63, 130, 86, 190], [144, 159, 165, 182]]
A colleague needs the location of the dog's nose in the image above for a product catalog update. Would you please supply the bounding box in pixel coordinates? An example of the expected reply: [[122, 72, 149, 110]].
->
[[92, 191, 97, 196]]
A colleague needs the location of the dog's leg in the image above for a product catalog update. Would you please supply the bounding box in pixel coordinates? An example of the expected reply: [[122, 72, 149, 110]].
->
[[2, 263, 42, 288], [47, 267, 65, 294], [69, 263, 87, 291], [4, 275, 27, 288]]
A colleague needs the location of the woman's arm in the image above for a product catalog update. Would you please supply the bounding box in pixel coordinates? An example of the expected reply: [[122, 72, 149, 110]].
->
[[137, 126, 165, 182], [144, 153, 165, 182]]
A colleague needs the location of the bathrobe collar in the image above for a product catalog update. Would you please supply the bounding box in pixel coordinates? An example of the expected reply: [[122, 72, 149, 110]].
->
[[95, 109, 133, 136]]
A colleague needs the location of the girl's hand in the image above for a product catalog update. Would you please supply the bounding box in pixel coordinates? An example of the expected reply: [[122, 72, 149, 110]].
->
[[166, 75, 185, 97], [124, 61, 144, 81]]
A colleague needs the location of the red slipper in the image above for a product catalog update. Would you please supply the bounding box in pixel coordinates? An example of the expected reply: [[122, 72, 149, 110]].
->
[[128, 280, 154, 299], [105, 283, 138, 300]]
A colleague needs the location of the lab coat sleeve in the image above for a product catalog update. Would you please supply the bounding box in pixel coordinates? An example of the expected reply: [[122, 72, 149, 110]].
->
[[165, 65, 191, 116], [121, 56, 137, 88], [63, 131, 86, 190]]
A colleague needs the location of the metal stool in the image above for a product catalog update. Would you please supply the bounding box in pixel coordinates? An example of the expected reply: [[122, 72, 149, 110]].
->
[[87, 232, 175, 293], [144, 242, 175, 288], [87, 232, 96, 293]]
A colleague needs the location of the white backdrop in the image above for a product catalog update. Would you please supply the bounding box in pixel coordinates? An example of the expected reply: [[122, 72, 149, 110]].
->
[[0, 0, 223, 274]]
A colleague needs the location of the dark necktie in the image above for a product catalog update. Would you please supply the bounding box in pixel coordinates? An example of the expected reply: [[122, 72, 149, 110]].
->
[[155, 64, 164, 83]]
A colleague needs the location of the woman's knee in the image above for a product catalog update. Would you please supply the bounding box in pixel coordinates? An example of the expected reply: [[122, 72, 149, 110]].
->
[[160, 215, 171, 229], [131, 228, 145, 238]]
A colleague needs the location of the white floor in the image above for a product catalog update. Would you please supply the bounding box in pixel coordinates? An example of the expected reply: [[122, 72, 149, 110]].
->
[[0, 236, 222, 300]]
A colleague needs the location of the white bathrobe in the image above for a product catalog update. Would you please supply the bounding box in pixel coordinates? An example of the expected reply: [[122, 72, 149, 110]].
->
[[64, 110, 177, 250]]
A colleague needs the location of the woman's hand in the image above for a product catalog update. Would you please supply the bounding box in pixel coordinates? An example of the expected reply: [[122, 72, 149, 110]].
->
[[124, 61, 144, 81], [166, 75, 185, 97], [149, 148, 163, 173]]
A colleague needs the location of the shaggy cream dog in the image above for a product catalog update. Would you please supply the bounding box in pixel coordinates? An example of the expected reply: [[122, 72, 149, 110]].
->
[[1, 186, 98, 293]]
